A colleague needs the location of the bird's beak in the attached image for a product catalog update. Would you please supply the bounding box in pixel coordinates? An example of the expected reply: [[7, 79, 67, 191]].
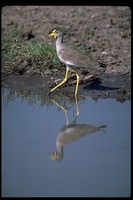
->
[[49, 32, 57, 39], [49, 152, 57, 160]]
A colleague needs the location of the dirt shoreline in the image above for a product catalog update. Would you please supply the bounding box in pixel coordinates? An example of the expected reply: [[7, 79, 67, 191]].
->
[[2, 73, 131, 102], [2, 6, 131, 102]]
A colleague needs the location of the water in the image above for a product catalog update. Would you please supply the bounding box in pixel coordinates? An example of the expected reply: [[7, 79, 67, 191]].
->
[[2, 88, 131, 197]]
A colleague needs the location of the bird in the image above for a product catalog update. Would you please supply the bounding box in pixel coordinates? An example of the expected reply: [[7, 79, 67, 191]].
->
[[48, 29, 102, 96], [49, 96, 107, 161], [49, 123, 107, 161]]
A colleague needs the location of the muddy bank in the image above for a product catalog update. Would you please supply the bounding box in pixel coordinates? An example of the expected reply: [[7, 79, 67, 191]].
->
[[2, 74, 131, 103]]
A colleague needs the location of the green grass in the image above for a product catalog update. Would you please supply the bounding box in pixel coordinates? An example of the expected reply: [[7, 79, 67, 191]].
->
[[2, 32, 63, 75], [2, 87, 72, 109]]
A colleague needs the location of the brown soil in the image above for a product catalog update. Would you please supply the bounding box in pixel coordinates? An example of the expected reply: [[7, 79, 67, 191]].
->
[[2, 6, 131, 102]]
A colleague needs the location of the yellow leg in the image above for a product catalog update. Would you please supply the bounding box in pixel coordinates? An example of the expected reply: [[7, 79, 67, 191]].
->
[[74, 69, 79, 96], [51, 99, 69, 125], [75, 95, 80, 117], [48, 67, 69, 95]]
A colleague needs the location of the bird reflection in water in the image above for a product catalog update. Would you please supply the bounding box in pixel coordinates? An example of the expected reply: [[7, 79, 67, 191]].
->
[[49, 96, 106, 161]]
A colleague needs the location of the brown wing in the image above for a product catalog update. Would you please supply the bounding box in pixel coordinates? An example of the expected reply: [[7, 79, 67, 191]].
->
[[58, 44, 99, 69]]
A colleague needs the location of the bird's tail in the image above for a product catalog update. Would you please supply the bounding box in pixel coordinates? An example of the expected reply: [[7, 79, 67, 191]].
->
[[98, 125, 107, 130]]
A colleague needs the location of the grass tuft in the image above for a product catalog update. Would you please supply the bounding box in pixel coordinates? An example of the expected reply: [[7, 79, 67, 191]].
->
[[2, 32, 63, 76]]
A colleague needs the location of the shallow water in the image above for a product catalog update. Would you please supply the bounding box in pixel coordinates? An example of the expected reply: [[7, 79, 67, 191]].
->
[[2, 88, 131, 197]]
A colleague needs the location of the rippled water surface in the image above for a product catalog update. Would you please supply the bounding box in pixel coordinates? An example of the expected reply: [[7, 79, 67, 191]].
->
[[2, 88, 131, 197]]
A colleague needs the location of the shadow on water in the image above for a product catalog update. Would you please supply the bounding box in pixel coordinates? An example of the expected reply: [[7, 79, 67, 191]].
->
[[48, 95, 107, 161]]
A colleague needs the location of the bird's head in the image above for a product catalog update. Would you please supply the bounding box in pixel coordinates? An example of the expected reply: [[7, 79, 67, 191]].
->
[[49, 29, 63, 39], [49, 151, 63, 161]]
